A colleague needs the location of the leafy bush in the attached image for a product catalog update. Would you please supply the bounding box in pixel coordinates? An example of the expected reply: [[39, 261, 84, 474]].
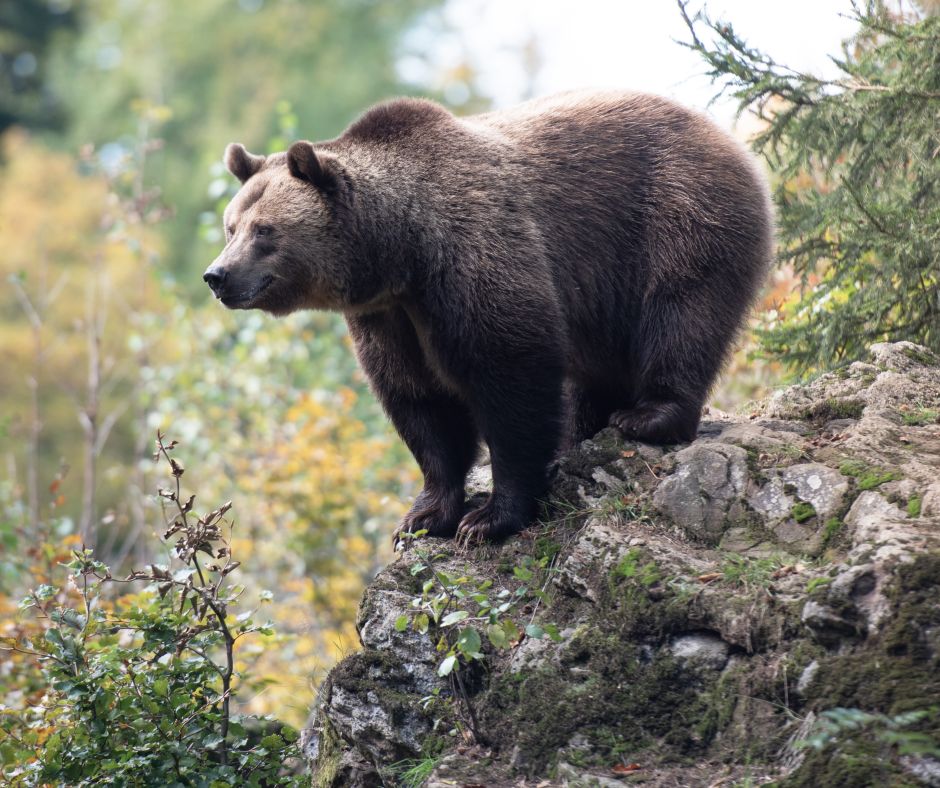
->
[[0, 434, 305, 786]]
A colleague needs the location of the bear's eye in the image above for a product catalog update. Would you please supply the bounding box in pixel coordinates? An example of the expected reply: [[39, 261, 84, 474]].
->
[[255, 225, 273, 238]]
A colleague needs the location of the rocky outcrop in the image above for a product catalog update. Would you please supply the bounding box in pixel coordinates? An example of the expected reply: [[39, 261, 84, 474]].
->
[[303, 343, 940, 787]]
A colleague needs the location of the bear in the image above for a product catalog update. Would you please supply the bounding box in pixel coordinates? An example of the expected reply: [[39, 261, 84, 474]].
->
[[204, 91, 773, 544]]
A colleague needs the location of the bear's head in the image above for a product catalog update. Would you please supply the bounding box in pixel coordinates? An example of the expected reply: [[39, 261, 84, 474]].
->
[[203, 141, 356, 316]]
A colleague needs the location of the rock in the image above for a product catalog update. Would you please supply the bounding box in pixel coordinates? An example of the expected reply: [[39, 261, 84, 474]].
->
[[556, 760, 628, 787], [795, 659, 819, 697], [801, 599, 859, 643], [652, 443, 749, 544], [306, 343, 940, 788], [780, 463, 849, 523], [669, 632, 730, 671], [869, 341, 939, 373], [901, 755, 940, 788]]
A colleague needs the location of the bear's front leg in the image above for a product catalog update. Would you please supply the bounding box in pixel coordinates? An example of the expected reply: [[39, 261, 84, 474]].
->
[[451, 334, 565, 544], [385, 395, 479, 545], [346, 309, 480, 546]]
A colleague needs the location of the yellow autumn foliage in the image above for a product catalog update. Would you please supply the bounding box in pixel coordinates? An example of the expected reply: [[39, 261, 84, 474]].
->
[[216, 387, 419, 723]]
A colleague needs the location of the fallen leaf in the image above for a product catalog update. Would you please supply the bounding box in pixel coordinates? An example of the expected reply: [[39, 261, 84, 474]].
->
[[612, 763, 642, 774], [771, 565, 797, 579], [622, 449, 636, 458], [697, 572, 722, 583]]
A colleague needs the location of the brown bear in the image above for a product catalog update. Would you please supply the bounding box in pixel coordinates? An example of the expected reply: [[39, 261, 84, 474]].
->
[[204, 91, 773, 544]]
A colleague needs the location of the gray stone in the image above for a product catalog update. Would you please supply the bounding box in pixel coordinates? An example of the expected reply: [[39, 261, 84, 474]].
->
[[329, 685, 430, 761], [653, 443, 749, 544], [669, 632, 731, 671], [869, 341, 939, 372], [748, 475, 793, 521], [801, 599, 859, 642], [795, 659, 819, 697], [780, 463, 849, 523], [901, 755, 940, 787], [773, 520, 819, 553]]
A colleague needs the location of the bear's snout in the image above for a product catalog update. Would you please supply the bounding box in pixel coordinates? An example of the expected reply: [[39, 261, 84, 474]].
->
[[203, 266, 227, 295]]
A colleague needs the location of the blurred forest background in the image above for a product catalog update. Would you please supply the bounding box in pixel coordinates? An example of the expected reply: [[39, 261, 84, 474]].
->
[[0, 0, 937, 782], [0, 0, 484, 733]]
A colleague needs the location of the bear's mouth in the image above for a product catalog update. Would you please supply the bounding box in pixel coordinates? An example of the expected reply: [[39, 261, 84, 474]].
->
[[219, 274, 274, 308]]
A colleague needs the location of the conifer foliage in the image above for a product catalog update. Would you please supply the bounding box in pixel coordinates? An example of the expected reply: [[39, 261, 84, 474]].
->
[[680, 1, 940, 373]]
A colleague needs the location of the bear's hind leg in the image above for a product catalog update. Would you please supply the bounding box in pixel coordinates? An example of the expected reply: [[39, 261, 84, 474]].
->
[[609, 288, 733, 445], [565, 381, 625, 449], [609, 400, 700, 444]]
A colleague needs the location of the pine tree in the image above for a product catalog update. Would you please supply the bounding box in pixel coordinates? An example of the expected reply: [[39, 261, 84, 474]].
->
[[680, 1, 940, 373]]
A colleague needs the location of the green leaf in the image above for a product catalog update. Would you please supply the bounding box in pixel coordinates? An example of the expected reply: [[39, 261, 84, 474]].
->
[[414, 613, 429, 635], [45, 628, 64, 648], [525, 624, 545, 639], [438, 655, 457, 677], [259, 734, 284, 750], [440, 610, 469, 627], [456, 627, 481, 657], [34, 584, 58, 602], [486, 623, 508, 649], [502, 619, 521, 643], [543, 623, 563, 642], [394, 615, 409, 632]]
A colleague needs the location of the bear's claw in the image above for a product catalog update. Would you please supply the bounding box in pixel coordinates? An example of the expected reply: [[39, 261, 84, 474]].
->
[[392, 489, 464, 549], [456, 495, 527, 545]]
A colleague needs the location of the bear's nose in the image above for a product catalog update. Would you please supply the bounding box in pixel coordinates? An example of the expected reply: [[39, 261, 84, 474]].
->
[[203, 266, 227, 293]]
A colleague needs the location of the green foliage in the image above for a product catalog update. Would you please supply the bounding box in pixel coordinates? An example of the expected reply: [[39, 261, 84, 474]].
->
[[838, 459, 901, 490], [720, 553, 781, 589], [598, 490, 654, 523], [680, 2, 940, 372], [908, 494, 922, 518], [791, 502, 817, 523], [823, 517, 844, 545], [902, 408, 939, 426], [401, 536, 562, 679], [806, 576, 833, 594], [0, 435, 304, 785], [798, 706, 940, 760], [612, 548, 661, 587], [387, 756, 439, 788]]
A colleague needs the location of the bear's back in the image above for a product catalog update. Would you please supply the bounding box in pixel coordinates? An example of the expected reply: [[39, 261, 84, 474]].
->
[[334, 92, 771, 371]]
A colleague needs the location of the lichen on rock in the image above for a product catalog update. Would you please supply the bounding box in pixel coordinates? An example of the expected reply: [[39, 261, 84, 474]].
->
[[304, 343, 940, 787]]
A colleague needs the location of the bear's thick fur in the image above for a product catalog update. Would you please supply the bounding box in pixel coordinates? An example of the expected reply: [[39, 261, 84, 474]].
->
[[205, 91, 772, 542]]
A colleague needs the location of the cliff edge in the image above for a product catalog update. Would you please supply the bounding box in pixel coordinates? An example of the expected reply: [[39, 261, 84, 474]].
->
[[304, 342, 940, 787]]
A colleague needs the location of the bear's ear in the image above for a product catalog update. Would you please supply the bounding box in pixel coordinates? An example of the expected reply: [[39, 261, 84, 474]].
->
[[286, 140, 340, 193], [225, 143, 265, 183]]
